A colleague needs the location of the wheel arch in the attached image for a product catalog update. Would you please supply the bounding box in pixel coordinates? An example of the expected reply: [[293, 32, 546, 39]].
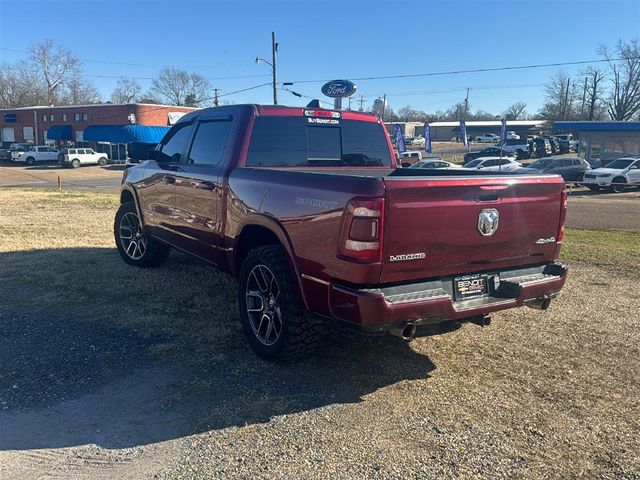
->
[[231, 215, 308, 310], [119, 185, 147, 232]]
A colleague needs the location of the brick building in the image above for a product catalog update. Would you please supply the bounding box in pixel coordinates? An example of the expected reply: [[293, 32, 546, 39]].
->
[[0, 103, 197, 161]]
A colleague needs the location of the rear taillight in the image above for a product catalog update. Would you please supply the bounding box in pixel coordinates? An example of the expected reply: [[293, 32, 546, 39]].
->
[[557, 188, 568, 242], [338, 197, 384, 263]]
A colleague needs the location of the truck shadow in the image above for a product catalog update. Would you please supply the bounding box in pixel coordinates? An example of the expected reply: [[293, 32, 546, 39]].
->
[[0, 247, 436, 451]]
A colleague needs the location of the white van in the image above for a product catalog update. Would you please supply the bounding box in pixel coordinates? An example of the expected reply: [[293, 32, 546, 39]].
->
[[399, 151, 422, 167]]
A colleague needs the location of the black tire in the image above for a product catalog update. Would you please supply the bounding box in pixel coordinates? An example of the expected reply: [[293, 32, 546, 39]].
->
[[402, 162, 411, 168], [238, 245, 324, 361], [98, 157, 107, 166], [71, 159, 80, 168], [610, 177, 627, 193], [25, 156, 35, 165], [586, 185, 600, 192], [114, 201, 170, 267]]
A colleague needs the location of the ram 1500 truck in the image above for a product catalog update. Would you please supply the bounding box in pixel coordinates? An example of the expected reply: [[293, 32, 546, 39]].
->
[[115, 104, 568, 360]]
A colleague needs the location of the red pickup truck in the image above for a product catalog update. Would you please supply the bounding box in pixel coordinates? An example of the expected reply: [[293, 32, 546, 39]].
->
[[115, 104, 568, 360]]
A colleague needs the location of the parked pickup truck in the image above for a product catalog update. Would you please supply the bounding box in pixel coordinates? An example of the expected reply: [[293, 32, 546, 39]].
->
[[115, 104, 568, 360]]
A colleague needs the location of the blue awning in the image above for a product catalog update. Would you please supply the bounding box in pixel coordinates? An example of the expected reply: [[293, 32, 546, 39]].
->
[[46, 124, 73, 140], [554, 121, 640, 132], [83, 125, 170, 143]]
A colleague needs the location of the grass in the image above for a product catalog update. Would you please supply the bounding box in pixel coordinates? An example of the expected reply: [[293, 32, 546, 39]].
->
[[1, 187, 639, 478], [561, 228, 640, 276]]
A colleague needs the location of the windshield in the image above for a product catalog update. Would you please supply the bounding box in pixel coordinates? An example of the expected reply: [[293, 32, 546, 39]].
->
[[465, 159, 482, 168], [605, 159, 634, 169]]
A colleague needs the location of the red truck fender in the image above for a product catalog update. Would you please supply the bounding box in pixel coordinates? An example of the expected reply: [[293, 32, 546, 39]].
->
[[230, 214, 310, 311], [119, 184, 147, 233]]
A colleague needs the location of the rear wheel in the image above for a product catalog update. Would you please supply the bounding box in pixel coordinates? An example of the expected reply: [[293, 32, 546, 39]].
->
[[610, 177, 627, 193], [98, 157, 107, 166], [114, 201, 170, 267], [71, 159, 80, 168], [238, 245, 324, 361]]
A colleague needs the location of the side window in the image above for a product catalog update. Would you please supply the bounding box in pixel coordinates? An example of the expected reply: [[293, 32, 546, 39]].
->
[[482, 160, 495, 167], [77, 149, 86, 154], [186, 120, 232, 166], [86, 148, 95, 154], [157, 123, 193, 163]]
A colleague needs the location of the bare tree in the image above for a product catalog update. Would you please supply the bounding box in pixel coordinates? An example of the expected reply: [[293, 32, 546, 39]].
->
[[0, 61, 48, 107], [62, 77, 101, 105], [396, 105, 429, 122], [28, 40, 82, 105], [151, 67, 211, 106], [580, 66, 607, 120], [538, 71, 580, 120], [503, 101, 527, 120], [599, 39, 640, 121], [110, 79, 142, 103]]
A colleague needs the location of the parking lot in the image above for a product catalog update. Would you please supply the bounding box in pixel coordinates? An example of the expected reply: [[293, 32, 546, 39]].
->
[[0, 187, 638, 479]]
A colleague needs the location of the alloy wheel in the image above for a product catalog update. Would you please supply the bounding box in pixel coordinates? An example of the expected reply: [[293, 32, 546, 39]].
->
[[119, 212, 147, 260], [245, 264, 283, 346]]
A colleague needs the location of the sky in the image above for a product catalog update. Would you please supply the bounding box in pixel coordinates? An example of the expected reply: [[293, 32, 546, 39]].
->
[[1, 0, 639, 116]]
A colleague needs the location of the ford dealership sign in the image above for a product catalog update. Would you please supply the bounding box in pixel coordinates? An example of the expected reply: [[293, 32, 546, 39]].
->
[[321, 80, 357, 98]]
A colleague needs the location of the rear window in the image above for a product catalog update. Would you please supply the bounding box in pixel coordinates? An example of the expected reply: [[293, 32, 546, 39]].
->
[[246, 116, 392, 167]]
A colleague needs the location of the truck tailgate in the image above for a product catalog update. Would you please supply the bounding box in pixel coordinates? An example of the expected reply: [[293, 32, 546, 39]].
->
[[380, 175, 564, 284]]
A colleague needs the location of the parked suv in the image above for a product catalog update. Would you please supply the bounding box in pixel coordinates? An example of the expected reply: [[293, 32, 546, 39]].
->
[[59, 148, 108, 168], [517, 156, 590, 183], [582, 157, 640, 192]]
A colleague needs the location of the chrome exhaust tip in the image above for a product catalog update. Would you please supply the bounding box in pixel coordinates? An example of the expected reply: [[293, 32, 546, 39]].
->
[[526, 297, 552, 310], [389, 322, 417, 341]]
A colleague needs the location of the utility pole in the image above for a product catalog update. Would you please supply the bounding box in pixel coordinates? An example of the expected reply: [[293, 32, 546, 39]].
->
[[381, 94, 387, 122], [463, 87, 470, 119], [562, 78, 571, 121], [580, 77, 587, 119], [348, 96, 352, 110], [271, 31, 278, 105], [213, 88, 220, 107], [358, 95, 365, 111]]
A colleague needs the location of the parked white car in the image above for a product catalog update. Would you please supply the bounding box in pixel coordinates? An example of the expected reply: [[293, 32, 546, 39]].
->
[[410, 135, 425, 147], [58, 148, 108, 168], [408, 159, 460, 169], [460, 157, 522, 172], [399, 150, 422, 166], [581, 157, 640, 192], [506, 131, 520, 140], [11, 145, 59, 165], [475, 134, 499, 143]]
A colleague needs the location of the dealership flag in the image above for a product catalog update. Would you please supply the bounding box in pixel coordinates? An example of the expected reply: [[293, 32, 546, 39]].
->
[[500, 117, 507, 143], [424, 123, 432, 153], [394, 123, 406, 153], [459, 120, 469, 148]]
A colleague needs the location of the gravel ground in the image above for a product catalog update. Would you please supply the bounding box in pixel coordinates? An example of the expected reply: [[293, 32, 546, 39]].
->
[[0, 188, 638, 479], [158, 264, 640, 480]]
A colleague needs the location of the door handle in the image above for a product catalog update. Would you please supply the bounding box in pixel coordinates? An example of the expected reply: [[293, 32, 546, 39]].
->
[[162, 175, 175, 184]]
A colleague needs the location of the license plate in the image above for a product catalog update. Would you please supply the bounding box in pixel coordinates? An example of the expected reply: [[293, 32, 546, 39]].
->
[[454, 274, 488, 300]]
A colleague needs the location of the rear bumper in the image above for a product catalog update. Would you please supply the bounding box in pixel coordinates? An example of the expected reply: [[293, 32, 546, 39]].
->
[[329, 262, 568, 333]]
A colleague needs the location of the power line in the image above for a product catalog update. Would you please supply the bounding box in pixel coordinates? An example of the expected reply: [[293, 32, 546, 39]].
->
[[0, 65, 271, 82], [0, 47, 254, 69], [285, 57, 637, 84]]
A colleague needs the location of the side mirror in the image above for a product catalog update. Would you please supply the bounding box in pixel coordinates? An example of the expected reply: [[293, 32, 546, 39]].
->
[[477, 165, 482, 169]]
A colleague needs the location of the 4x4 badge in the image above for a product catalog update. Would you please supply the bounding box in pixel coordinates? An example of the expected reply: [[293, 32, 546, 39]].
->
[[477, 209, 499, 236]]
